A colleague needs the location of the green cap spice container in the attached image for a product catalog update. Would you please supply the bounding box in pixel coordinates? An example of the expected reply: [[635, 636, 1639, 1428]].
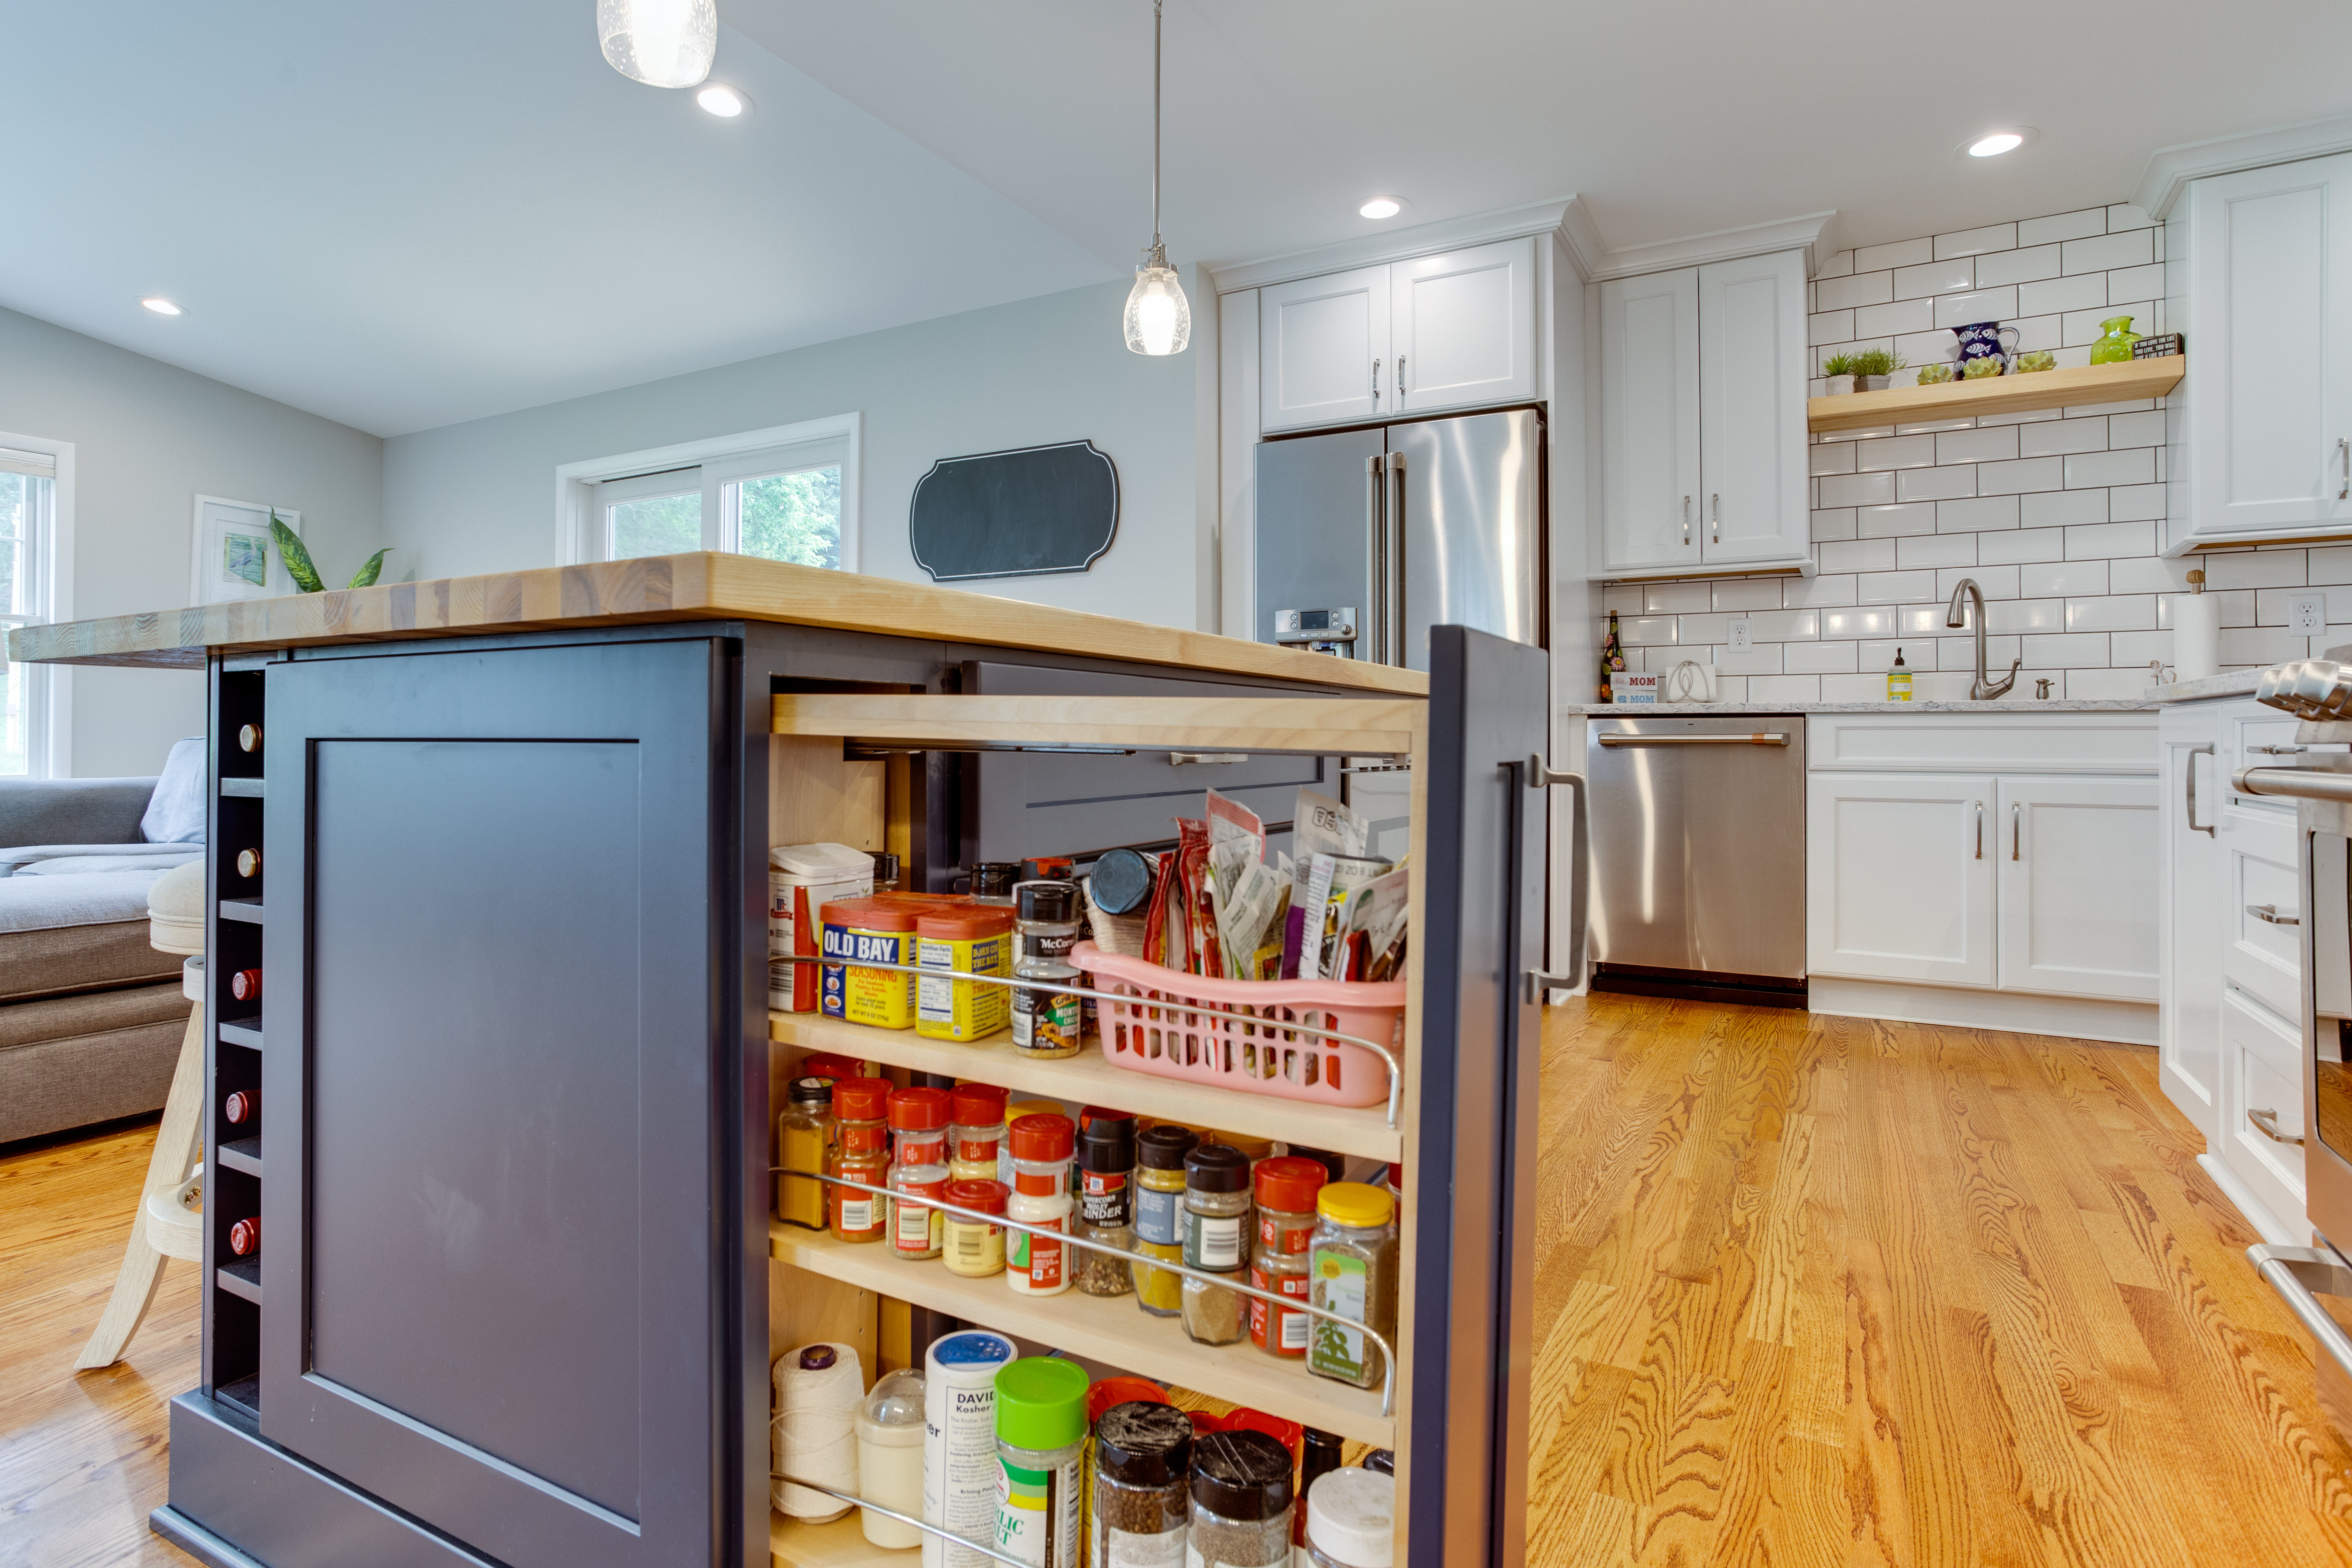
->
[[993, 1357, 1088, 1565]]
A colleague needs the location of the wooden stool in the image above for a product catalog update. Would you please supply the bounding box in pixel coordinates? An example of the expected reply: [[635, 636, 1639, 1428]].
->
[[77, 861, 206, 1371]]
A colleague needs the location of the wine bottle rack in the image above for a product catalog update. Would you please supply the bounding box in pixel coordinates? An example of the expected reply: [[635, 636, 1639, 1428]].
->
[[207, 659, 269, 1414]]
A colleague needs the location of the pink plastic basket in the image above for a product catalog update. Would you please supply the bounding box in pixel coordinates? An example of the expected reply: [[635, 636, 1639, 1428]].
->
[[1076, 942, 1405, 1110]]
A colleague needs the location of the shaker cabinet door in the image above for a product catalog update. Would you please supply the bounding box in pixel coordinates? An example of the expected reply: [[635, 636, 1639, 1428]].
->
[[1994, 775, 2160, 1002], [1391, 238, 1537, 417], [1696, 248, 1809, 566], [1260, 264, 1391, 432], [2158, 721, 2225, 1140], [1599, 267, 1702, 573], [2219, 987, 2309, 1235], [1806, 772, 1997, 988]]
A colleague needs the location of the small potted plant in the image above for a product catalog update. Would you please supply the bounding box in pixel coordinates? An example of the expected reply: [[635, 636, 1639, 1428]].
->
[[1822, 353, 1857, 395], [1852, 348, 1904, 391]]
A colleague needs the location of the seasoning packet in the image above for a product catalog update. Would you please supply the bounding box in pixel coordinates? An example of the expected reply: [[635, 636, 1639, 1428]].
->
[[1334, 865, 1410, 982], [1284, 789, 1368, 978], [1302, 853, 1392, 981]]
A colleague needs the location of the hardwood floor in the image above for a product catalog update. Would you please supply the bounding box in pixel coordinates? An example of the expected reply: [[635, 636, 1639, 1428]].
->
[[1529, 993, 2352, 1566], [9, 1001, 2352, 1567], [0, 1120, 198, 1568]]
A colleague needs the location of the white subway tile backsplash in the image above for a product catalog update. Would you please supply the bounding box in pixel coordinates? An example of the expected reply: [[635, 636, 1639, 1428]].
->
[[1809, 310, 1855, 346], [2106, 263, 2167, 306], [1812, 508, 1858, 541], [2106, 410, 2167, 449], [1820, 537, 1898, 574], [1822, 673, 1896, 701], [1973, 244, 2065, 287], [1857, 502, 1938, 537], [1896, 534, 1977, 569], [2020, 488, 2107, 527], [1617, 616, 1680, 646], [1935, 223, 2016, 259], [2018, 417, 2108, 458], [1976, 527, 2069, 564], [1941, 564, 2018, 602], [1932, 287, 2019, 330], [1975, 456, 2067, 495], [1988, 598, 2064, 633], [2106, 203, 2157, 232], [2109, 628, 2174, 667], [1749, 674, 1823, 702], [2017, 208, 2107, 247], [1820, 471, 1896, 508], [1783, 574, 1859, 607], [1784, 640, 1860, 674], [1854, 238, 1933, 271], [2018, 271, 2108, 317], [1858, 570, 1936, 603], [1644, 582, 1712, 614], [2108, 556, 2193, 594], [2065, 595, 2155, 632], [2069, 666, 2157, 699], [2205, 550, 2306, 589], [1817, 249, 1855, 278], [2064, 519, 2157, 558], [1938, 495, 2019, 532], [2065, 448, 2156, 489], [2020, 560, 2108, 598], [1711, 579, 1784, 611], [2308, 546, 2352, 585], [1821, 606, 1898, 639], [2106, 484, 2167, 522], [1810, 442, 1858, 476], [1854, 298, 1934, 337], [2063, 230, 2154, 274], [1817, 271, 1893, 311], [1853, 433, 1939, 471], [2213, 588, 2259, 627], [1897, 465, 1979, 502], [2218, 626, 2311, 665], [1894, 259, 1976, 299], [1934, 426, 2019, 464], [2023, 632, 2112, 666]]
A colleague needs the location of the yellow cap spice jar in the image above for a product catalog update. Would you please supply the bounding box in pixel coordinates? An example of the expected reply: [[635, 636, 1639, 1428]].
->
[[1308, 1183, 1398, 1390]]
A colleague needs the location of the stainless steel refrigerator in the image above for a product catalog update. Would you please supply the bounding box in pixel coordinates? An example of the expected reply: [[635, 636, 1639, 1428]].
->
[[1254, 407, 1543, 671]]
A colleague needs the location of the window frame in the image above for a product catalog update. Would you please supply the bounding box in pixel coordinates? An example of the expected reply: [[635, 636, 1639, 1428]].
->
[[0, 432, 74, 779], [555, 414, 860, 572]]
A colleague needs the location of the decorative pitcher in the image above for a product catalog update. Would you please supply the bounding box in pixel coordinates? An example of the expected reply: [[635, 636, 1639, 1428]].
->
[[1951, 320, 2020, 373], [2089, 315, 2141, 364]]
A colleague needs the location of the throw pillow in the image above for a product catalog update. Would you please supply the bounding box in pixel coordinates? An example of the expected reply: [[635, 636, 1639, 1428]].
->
[[139, 737, 209, 844]]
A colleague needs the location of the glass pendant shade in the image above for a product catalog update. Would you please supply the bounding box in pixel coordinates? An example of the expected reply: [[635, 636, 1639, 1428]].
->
[[597, 0, 717, 89], [1124, 261, 1190, 356]]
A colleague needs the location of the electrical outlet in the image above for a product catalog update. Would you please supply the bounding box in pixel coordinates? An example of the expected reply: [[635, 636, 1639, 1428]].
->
[[1728, 617, 1754, 653], [2290, 592, 2327, 636]]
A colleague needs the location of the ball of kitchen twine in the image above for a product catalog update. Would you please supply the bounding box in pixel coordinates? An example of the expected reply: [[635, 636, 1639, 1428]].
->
[[773, 1342, 864, 1520]]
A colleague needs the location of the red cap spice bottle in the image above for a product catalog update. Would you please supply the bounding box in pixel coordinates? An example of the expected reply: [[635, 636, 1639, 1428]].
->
[[887, 1088, 951, 1259], [827, 1078, 893, 1244], [1248, 1156, 1328, 1357], [1006, 1112, 1075, 1295], [943, 1177, 1010, 1277]]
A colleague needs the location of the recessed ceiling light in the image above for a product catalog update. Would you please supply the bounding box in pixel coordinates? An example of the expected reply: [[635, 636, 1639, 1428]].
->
[[1359, 197, 1404, 220], [140, 297, 184, 316], [696, 83, 749, 118], [1963, 128, 2035, 158]]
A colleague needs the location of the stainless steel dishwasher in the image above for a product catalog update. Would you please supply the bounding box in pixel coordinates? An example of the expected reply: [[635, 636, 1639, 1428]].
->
[[1586, 712, 1807, 1007]]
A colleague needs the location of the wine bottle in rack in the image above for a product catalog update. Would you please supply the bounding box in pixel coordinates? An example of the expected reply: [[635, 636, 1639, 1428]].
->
[[229, 1217, 260, 1257], [224, 1089, 258, 1126], [230, 968, 263, 1004], [238, 723, 263, 753], [236, 848, 261, 879]]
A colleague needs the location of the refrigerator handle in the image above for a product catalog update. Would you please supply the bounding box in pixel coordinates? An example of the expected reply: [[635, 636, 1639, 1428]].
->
[[1387, 451, 1408, 669], [1365, 453, 1387, 665]]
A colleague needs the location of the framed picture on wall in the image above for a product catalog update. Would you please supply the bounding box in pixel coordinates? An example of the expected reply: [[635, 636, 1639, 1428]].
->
[[190, 495, 302, 604]]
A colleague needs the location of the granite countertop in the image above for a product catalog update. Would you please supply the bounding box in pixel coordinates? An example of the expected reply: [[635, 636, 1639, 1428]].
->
[[1575, 699, 2157, 715], [2149, 670, 2266, 704]]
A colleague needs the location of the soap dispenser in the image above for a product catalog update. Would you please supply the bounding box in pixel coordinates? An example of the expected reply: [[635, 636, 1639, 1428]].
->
[[1888, 648, 1911, 703]]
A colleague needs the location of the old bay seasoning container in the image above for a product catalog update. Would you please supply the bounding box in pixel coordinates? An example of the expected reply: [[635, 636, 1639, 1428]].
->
[[820, 897, 918, 1029], [915, 903, 1013, 1042]]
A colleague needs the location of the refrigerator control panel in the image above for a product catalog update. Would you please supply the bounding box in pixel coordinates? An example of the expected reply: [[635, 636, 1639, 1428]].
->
[[1272, 607, 1358, 656]]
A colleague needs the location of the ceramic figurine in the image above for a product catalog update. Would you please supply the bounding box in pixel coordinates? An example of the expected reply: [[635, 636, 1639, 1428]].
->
[[2015, 350, 2057, 373]]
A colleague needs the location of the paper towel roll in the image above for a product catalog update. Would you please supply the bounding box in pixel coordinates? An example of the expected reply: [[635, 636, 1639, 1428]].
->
[[774, 1342, 864, 1522], [2174, 592, 2220, 682]]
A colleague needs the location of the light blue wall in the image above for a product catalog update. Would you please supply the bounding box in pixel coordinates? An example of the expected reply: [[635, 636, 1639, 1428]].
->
[[383, 276, 1216, 630], [0, 305, 383, 776]]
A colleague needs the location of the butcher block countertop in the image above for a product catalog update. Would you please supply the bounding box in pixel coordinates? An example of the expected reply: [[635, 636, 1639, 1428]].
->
[[3, 552, 1428, 695]]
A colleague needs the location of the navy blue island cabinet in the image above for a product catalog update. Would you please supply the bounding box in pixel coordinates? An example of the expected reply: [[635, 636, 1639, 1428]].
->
[[10, 556, 1556, 1568]]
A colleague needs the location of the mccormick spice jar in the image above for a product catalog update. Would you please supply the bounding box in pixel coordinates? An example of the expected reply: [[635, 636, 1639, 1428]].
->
[[1248, 1156, 1329, 1357], [1011, 882, 1083, 1058], [948, 1082, 1009, 1183], [1089, 1401, 1192, 1568], [1006, 1113, 1075, 1296], [886, 1087, 951, 1260], [827, 1077, 892, 1244], [1181, 1143, 1252, 1346], [820, 898, 919, 1029], [1130, 1124, 1194, 1316], [942, 1178, 1009, 1278], [1072, 1115, 1135, 1297], [1308, 1183, 1399, 1390], [914, 904, 1013, 1042], [775, 1075, 835, 1231], [1187, 1429, 1295, 1568]]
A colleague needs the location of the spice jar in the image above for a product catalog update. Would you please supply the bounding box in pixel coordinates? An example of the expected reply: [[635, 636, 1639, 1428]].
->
[[1188, 1429, 1294, 1568], [969, 861, 1023, 904], [1304, 1467, 1395, 1568], [942, 1177, 1009, 1277], [827, 1077, 891, 1244], [1011, 883, 1083, 1059], [1130, 1124, 1195, 1316], [1308, 1183, 1398, 1390], [1090, 1401, 1192, 1568], [1006, 1112, 1075, 1295], [886, 1086, 950, 1260], [1181, 1142, 1251, 1346], [1073, 1115, 1135, 1297], [775, 1075, 834, 1231], [992, 1357, 1087, 1567], [914, 904, 1014, 1043], [1003, 1098, 1061, 1188], [1247, 1156, 1327, 1358], [869, 851, 901, 894], [949, 1082, 1009, 1183]]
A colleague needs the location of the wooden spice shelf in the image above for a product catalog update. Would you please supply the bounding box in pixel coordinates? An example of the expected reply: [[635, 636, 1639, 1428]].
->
[[1806, 354, 2185, 433], [768, 1510, 904, 1568], [770, 1011, 1404, 1164], [770, 1221, 1395, 1447]]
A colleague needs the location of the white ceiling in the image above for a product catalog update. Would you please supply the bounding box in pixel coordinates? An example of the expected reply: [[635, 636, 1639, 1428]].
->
[[7, 1, 2352, 437]]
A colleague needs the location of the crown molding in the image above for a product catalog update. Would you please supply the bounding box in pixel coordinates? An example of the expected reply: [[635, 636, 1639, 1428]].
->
[[1206, 197, 1581, 294], [1580, 211, 1838, 282], [2135, 114, 2352, 219]]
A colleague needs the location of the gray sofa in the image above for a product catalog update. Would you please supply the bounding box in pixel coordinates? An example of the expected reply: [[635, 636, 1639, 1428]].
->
[[1, 777, 202, 1144]]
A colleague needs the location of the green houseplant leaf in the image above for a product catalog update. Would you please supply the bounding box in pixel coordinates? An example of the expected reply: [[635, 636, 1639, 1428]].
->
[[270, 512, 325, 593], [347, 548, 392, 589]]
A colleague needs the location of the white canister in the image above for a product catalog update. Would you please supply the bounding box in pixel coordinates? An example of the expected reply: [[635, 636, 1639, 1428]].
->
[[1305, 1466, 1396, 1568], [856, 1368, 928, 1548], [2174, 591, 2221, 683], [769, 842, 875, 1007], [923, 1329, 1016, 1568]]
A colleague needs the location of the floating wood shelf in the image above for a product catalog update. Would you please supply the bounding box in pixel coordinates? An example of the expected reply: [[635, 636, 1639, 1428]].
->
[[770, 1221, 1394, 1446], [771, 1012, 1402, 1163], [1807, 354, 2185, 433]]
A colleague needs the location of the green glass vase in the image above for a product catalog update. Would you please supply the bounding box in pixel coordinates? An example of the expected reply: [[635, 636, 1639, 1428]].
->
[[2089, 315, 2140, 365]]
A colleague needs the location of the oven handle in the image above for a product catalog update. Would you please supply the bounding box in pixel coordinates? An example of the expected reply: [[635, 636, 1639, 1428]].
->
[[2251, 1244, 2352, 1383], [1596, 733, 1789, 746], [2232, 765, 2352, 803]]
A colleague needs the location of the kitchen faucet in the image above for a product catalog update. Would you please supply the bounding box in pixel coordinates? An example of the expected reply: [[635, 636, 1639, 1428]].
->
[[1945, 577, 2020, 700]]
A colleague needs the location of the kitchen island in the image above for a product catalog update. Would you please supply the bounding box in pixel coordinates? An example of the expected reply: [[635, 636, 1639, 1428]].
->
[[11, 556, 1553, 1568]]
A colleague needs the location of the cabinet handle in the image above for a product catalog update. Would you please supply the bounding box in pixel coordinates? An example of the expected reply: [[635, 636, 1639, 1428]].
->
[[2248, 903, 2301, 926], [1371, 358, 1381, 404], [1711, 492, 1721, 545], [2249, 1107, 2306, 1146], [1975, 800, 1984, 859], [2012, 801, 2021, 861], [2186, 743, 2216, 836], [1397, 355, 1407, 398], [2249, 744, 2307, 756], [1682, 495, 1691, 548], [2339, 437, 2348, 501]]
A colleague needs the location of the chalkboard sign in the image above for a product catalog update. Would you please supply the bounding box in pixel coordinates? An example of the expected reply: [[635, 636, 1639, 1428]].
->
[[908, 440, 1118, 581]]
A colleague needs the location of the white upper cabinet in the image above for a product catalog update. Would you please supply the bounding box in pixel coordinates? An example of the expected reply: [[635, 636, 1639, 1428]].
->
[[1260, 264, 1391, 432], [1392, 238, 1537, 417], [1600, 249, 1810, 578], [2173, 150, 2352, 549], [1697, 250, 1809, 567], [1599, 268, 1702, 572]]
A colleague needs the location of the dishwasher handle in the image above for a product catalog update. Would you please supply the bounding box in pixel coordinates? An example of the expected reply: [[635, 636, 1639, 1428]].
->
[[1596, 732, 1789, 746]]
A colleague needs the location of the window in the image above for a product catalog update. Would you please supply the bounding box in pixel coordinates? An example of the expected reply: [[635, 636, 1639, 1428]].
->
[[557, 416, 859, 572], [0, 437, 69, 779]]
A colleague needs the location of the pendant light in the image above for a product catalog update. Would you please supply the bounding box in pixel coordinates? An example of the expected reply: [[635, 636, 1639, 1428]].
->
[[1122, 0, 1190, 356], [598, 0, 717, 90]]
